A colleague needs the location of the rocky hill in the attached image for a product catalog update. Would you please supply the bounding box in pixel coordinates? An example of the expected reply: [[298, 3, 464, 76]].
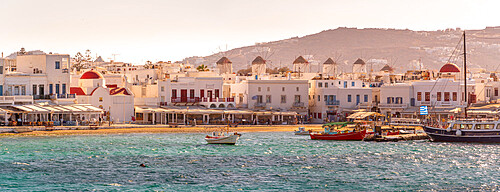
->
[[184, 27, 500, 73]]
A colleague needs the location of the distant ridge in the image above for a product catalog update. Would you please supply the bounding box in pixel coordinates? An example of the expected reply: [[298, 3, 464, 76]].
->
[[184, 27, 500, 72]]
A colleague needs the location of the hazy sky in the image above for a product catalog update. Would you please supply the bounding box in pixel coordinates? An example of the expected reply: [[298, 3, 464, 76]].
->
[[0, 0, 498, 64]]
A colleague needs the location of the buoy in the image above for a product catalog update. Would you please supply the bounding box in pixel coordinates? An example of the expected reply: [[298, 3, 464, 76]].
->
[[456, 129, 462, 136]]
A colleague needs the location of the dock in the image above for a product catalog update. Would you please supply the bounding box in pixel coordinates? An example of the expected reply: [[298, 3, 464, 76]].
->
[[364, 133, 429, 142]]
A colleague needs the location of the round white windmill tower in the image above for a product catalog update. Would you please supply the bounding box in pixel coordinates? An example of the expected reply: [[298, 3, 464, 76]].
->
[[322, 57, 337, 77], [251, 56, 267, 77], [216, 57, 233, 74]]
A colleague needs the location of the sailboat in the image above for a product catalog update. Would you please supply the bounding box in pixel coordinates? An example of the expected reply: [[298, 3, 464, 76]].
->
[[423, 32, 500, 143]]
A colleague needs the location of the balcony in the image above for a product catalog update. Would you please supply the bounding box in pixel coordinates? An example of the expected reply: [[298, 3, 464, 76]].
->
[[292, 102, 305, 108], [49, 94, 76, 99], [34, 95, 52, 100], [325, 100, 340, 106], [378, 103, 409, 109], [357, 102, 373, 108], [254, 102, 267, 108], [171, 97, 235, 103]]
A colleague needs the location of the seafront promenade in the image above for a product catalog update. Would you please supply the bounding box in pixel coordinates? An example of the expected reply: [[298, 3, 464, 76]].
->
[[0, 124, 324, 136]]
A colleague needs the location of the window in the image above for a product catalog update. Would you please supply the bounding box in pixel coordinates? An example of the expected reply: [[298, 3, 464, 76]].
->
[[62, 84, 66, 95], [200, 89, 204, 98], [318, 95, 320, 101], [258, 87, 261, 92], [239, 93, 243, 103], [425, 92, 430, 101], [55, 84, 60, 94], [348, 95, 352, 102], [281, 95, 286, 103], [215, 89, 219, 98], [387, 97, 392, 104], [324, 95, 328, 102], [0, 66, 3, 74], [296, 87, 299, 91], [49, 84, 53, 95], [256, 95, 263, 103], [437, 92, 441, 101], [39, 85, 44, 96], [21, 86, 25, 95], [453, 92, 457, 101], [417, 92, 422, 101], [444, 92, 450, 101], [495, 88, 498, 97], [267, 87, 270, 91], [160, 96, 165, 102], [172, 89, 177, 98], [55, 61, 60, 69], [352, 82, 355, 86], [266, 95, 271, 103], [325, 83, 328, 88], [33, 85, 37, 95], [318, 82, 322, 88], [294, 95, 301, 103], [99, 97, 103, 102], [190, 89, 195, 98], [161, 86, 164, 92], [364, 95, 368, 102], [282, 87, 285, 92]]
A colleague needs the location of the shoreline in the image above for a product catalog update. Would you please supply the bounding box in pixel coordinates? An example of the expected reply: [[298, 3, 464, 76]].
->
[[0, 124, 323, 137]]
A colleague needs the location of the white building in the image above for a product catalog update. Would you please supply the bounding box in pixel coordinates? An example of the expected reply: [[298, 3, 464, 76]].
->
[[309, 78, 372, 123], [71, 70, 135, 123], [230, 79, 309, 115]]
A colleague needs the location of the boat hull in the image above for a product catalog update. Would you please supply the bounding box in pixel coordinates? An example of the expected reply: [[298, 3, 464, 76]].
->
[[205, 134, 240, 145], [294, 131, 310, 135], [310, 130, 366, 141], [423, 126, 500, 143]]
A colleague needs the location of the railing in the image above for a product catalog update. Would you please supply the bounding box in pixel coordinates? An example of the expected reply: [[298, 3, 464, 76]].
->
[[420, 101, 431, 105], [0, 95, 33, 102], [254, 102, 267, 107], [34, 95, 52, 100], [293, 102, 305, 108], [325, 100, 340, 106], [378, 103, 409, 108], [49, 94, 76, 99], [171, 97, 235, 103]]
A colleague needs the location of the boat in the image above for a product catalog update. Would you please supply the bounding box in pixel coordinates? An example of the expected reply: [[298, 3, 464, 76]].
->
[[424, 119, 500, 143], [310, 122, 367, 141], [205, 126, 241, 145], [423, 31, 500, 143], [294, 127, 311, 135]]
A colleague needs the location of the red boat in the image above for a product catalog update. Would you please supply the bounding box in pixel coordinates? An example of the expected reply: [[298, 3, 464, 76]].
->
[[310, 122, 367, 141]]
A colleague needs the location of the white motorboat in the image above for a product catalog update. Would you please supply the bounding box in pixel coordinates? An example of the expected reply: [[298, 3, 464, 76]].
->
[[205, 132, 241, 145]]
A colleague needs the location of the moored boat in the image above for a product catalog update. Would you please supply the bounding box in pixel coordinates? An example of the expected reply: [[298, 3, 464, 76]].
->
[[424, 120, 500, 143], [294, 127, 311, 135], [310, 122, 367, 141], [205, 133, 241, 145]]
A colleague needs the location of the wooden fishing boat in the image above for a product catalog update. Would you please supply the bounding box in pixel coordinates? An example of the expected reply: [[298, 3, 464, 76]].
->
[[310, 122, 366, 141]]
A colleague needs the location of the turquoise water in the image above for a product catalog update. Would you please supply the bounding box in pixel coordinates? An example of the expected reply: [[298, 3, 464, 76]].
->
[[0, 132, 499, 191]]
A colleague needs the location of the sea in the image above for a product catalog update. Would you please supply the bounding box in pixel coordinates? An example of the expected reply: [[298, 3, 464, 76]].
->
[[0, 132, 498, 191]]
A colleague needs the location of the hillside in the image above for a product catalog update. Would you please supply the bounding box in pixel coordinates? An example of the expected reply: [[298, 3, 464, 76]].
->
[[184, 27, 500, 73]]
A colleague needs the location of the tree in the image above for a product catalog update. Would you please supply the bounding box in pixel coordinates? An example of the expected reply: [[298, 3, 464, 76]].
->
[[196, 64, 209, 71], [237, 67, 252, 76], [72, 49, 93, 72]]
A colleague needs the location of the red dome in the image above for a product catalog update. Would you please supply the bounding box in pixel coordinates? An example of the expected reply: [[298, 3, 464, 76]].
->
[[80, 69, 104, 79], [439, 63, 460, 73]]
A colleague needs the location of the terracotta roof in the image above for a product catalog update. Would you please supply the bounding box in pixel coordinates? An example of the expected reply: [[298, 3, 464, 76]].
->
[[252, 56, 266, 65], [439, 63, 460, 73], [353, 58, 365, 65], [323, 58, 336, 65], [293, 56, 308, 64], [80, 69, 104, 79], [380, 64, 394, 72], [216, 57, 232, 65], [70, 87, 86, 96], [110, 88, 130, 96]]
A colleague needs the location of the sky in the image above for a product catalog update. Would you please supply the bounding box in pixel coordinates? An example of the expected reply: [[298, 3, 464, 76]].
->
[[0, 0, 499, 65]]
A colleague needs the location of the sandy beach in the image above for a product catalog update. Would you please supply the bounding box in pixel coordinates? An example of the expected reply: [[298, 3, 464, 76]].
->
[[0, 124, 324, 137]]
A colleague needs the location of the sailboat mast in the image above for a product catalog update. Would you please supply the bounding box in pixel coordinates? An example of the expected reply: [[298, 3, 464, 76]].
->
[[463, 31, 467, 117]]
